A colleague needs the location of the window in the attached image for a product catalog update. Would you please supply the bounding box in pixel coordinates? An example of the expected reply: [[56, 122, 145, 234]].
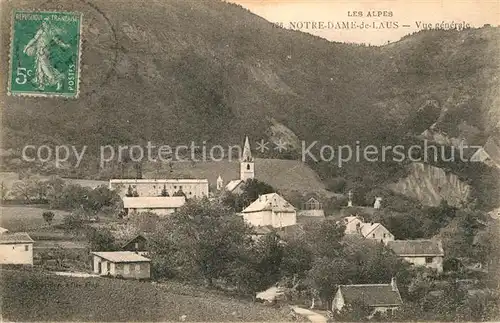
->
[[174, 186, 177, 189], [383, 233, 386, 238], [25, 245, 29, 251], [372, 234, 375, 238], [179, 186, 183, 189], [246, 164, 250, 170], [107, 262, 111, 272], [425, 257, 433, 264], [134, 242, 139, 250], [124, 264, 130, 274], [135, 264, 141, 272]]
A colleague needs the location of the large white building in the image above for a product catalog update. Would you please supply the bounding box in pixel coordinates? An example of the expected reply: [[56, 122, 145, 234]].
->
[[122, 196, 186, 216], [0, 232, 34, 265], [241, 193, 297, 228], [109, 178, 209, 199]]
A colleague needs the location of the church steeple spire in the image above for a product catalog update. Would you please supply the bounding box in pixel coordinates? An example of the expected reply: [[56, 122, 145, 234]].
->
[[241, 136, 253, 162], [240, 136, 255, 181]]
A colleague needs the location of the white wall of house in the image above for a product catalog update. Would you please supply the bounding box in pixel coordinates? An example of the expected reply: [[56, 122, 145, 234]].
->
[[92, 255, 150, 279], [403, 255, 443, 272], [0, 243, 33, 265], [366, 226, 394, 244], [370, 306, 399, 318], [114, 262, 150, 279], [243, 210, 296, 228], [127, 207, 177, 216], [345, 218, 364, 234], [272, 211, 297, 228]]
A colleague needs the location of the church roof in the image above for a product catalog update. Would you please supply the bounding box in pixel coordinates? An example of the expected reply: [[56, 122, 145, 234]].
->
[[225, 179, 243, 192], [242, 193, 296, 213]]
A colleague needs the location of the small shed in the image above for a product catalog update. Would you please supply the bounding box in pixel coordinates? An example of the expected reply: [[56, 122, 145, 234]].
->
[[91, 251, 151, 279]]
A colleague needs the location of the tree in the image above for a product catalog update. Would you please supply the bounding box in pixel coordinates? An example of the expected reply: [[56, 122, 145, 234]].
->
[[280, 235, 313, 278], [0, 181, 9, 201], [86, 227, 118, 251], [126, 185, 134, 197], [252, 231, 284, 287], [172, 189, 186, 197], [240, 179, 275, 206], [342, 235, 409, 284], [306, 256, 349, 308], [161, 184, 169, 197], [42, 211, 55, 225], [303, 218, 344, 259], [332, 298, 372, 321], [151, 198, 253, 287], [11, 177, 38, 202], [63, 211, 85, 231]]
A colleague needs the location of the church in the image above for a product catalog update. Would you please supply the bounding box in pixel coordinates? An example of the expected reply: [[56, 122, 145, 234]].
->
[[217, 136, 255, 194], [217, 137, 298, 229]]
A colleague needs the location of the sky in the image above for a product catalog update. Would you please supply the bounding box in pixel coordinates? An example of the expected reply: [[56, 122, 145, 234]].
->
[[227, 0, 500, 45]]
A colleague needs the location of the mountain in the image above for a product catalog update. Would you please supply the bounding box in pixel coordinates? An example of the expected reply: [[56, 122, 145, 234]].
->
[[141, 158, 335, 197], [387, 163, 471, 207], [1, 0, 499, 208]]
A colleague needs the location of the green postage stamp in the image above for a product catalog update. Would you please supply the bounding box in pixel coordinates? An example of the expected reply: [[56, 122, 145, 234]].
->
[[8, 11, 83, 98]]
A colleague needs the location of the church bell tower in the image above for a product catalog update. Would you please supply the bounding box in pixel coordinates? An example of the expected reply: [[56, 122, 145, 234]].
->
[[240, 136, 255, 181]]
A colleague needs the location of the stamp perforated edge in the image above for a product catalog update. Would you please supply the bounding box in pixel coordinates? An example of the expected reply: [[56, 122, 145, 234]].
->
[[7, 9, 83, 99]]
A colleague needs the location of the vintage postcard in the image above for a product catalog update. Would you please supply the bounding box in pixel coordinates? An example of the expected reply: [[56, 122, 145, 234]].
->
[[0, 0, 499, 322]]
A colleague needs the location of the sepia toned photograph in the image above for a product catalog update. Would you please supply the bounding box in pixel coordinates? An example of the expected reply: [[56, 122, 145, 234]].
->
[[0, 0, 499, 321]]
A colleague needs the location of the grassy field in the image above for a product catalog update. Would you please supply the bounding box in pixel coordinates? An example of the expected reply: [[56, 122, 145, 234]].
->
[[0, 269, 293, 321], [0, 205, 69, 231]]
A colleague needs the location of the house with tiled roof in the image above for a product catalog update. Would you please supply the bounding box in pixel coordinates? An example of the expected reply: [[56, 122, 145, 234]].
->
[[332, 278, 403, 318], [0, 232, 34, 265], [360, 222, 394, 245], [342, 216, 394, 244], [387, 239, 444, 272], [91, 251, 151, 279], [241, 193, 296, 228]]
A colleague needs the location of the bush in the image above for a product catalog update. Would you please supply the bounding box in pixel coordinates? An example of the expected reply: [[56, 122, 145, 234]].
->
[[42, 211, 55, 225]]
